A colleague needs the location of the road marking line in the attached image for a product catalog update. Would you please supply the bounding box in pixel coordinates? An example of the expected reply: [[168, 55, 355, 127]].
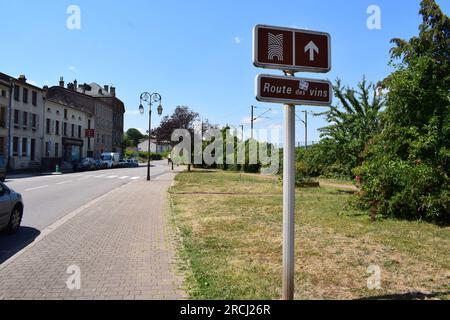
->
[[106, 176, 118, 179], [25, 185, 49, 191], [56, 180, 73, 185], [130, 177, 140, 180], [119, 176, 129, 180]]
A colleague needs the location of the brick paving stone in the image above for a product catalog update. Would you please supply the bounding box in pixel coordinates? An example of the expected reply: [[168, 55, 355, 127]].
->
[[0, 170, 187, 300]]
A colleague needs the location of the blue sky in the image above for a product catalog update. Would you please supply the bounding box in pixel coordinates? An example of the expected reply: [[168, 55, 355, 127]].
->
[[1, 0, 448, 144]]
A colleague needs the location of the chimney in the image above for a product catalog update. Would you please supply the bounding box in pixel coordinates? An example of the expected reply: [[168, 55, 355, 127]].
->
[[67, 82, 74, 90], [110, 86, 116, 97], [104, 85, 109, 93], [74, 79, 78, 89], [59, 77, 64, 87], [18, 75, 27, 83]]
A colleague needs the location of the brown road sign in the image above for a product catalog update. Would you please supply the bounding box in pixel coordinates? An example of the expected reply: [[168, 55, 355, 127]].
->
[[253, 25, 331, 73], [256, 74, 332, 106]]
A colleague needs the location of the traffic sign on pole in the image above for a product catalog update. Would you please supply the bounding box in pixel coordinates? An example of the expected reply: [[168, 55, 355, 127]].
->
[[252, 24, 332, 301], [256, 74, 332, 106], [253, 25, 331, 73]]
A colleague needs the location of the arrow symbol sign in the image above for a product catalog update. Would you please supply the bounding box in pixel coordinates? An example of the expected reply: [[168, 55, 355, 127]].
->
[[305, 41, 319, 61]]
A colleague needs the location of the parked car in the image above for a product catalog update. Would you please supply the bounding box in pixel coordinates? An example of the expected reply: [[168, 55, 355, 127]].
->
[[94, 159, 107, 170], [75, 158, 97, 172], [117, 160, 129, 168], [128, 159, 139, 168], [0, 182, 24, 234]]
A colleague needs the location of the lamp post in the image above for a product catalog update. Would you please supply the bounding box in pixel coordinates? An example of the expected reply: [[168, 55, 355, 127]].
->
[[139, 92, 163, 181]]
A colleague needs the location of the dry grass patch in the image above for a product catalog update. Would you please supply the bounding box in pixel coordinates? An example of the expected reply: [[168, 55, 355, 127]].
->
[[170, 169, 450, 300]]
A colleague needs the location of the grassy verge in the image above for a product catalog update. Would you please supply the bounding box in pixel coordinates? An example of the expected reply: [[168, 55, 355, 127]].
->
[[169, 169, 450, 300]]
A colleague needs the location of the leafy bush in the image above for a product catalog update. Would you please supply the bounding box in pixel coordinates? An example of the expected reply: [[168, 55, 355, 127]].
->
[[355, 158, 449, 222]]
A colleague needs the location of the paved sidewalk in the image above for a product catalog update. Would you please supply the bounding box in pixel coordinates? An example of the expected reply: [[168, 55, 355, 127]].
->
[[0, 170, 186, 300]]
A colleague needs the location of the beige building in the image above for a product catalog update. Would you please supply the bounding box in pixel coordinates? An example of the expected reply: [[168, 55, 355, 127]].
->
[[1, 74, 45, 170], [42, 99, 95, 170]]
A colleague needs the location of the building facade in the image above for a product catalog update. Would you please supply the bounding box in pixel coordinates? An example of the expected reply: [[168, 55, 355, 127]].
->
[[42, 99, 95, 170], [76, 83, 124, 157], [138, 139, 171, 153], [0, 73, 125, 171], [0, 73, 45, 170]]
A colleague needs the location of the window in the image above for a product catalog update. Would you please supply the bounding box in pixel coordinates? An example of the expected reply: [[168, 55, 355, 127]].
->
[[1, 90, 6, 97], [14, 85, 20, 101], [31, 139, 35, 161], [0, 106, 6, 128], [32, 91, 37, 106], [78, 125, 82, 138], [71, 124, 75, 137], [64, 109, 68, 119], [32, 114, 37, 130], [13, 137, 19, 156], [55, 121, 60, 135], [46, 118, 51, 134], [13, 110, 19, 127], [0, 137, 4, 155], [55, 143, 59, 158], [22, 138, 27, 157], [23, 112, 28, 129], [22, 88, 28, 104], [88, 119, 91, 129], [63, 122, 67, 136]]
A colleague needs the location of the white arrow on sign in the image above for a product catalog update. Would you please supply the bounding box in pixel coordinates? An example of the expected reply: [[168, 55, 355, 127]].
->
[[305, 41, 319, 61]]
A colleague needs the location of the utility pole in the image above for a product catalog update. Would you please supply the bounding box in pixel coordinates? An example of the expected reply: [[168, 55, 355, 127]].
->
[[304, 110, 308, 150], [251, 105, 272, 140], [251, 105, 254, 140]]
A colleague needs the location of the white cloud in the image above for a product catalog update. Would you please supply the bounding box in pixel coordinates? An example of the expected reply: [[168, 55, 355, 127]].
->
[[28, 80, 37, 86], [234, 36, 241, 44], [67, 65, 78, 73]]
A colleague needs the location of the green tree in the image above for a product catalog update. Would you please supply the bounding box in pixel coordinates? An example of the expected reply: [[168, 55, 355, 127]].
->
[[314, 78, 385, 178], [126, 128, 145, 147], [356, 0, 450, 222]]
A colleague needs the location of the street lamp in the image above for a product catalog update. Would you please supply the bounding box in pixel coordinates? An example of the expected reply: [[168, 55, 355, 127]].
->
[[139, 92, 163, 181]]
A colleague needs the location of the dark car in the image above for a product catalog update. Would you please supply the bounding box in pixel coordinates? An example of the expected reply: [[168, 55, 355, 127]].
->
[[94, 159, 106, 170], [0, 182, 24, 234], [75, 158, 97, 172], [117, 160, 129, 168]]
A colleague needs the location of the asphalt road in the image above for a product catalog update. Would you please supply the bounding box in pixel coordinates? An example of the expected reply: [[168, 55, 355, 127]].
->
[[0, 160, 171, 263]]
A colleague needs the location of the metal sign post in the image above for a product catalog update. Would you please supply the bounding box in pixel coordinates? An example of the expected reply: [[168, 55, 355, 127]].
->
[[253, 24, 332, 301], [282, 72, 296, 299]]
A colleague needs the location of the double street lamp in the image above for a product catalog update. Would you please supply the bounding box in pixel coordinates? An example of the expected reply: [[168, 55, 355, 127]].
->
[[139, 92, 163, 181]]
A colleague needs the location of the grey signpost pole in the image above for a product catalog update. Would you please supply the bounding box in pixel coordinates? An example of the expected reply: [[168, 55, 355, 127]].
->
[[282, 72, 296, 300]]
